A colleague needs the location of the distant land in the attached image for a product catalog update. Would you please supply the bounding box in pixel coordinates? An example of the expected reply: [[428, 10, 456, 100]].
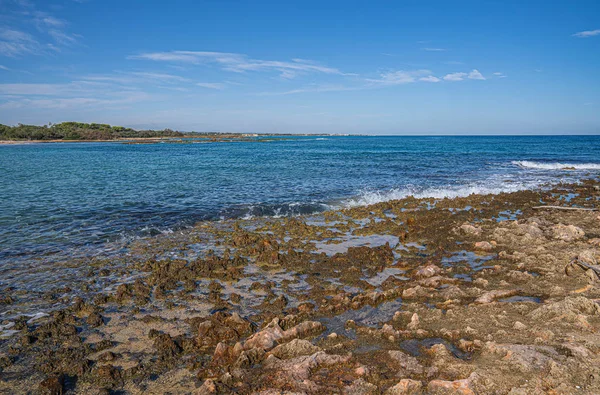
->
[[0, 122, 333, 143]]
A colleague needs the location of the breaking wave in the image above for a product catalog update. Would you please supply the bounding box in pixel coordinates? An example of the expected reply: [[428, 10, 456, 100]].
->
[[341, 181, 545, 208], [512, 161, 600, 170]]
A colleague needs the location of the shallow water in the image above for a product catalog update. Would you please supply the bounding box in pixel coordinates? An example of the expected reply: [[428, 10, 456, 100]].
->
[[1, 135, 600, 263]]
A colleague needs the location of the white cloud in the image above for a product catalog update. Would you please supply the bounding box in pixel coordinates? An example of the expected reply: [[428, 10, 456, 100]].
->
[[129, 51, 346, 78], [0, 65, 9, 71], [47, 30, 79, 46], [419, 75, 441, 82], [468, 69, 485, 80], [80, 71, 190, 86], [368, 69, 432, 85], [0, 2, 82, 57], [0, 28, 41, 57], [0, 82, 91, 95], [422, 47, 447, 51], [196, 82, 226, 90], [0, 93, 151, 110], [573, 29, 600, 38], [493, 72, 506, 78], [443, 72, 467, 81], [258, 84, 357, 96]]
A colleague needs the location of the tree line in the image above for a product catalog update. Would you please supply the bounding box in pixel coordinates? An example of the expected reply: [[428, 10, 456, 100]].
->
[[0, 122, 185, 141]]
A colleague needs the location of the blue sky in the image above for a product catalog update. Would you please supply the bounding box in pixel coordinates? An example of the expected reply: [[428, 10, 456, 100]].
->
[[0, 0, 598, 134]]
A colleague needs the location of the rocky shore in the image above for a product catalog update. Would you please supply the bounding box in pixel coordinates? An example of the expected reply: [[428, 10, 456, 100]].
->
[[1, 180, 600, 394]]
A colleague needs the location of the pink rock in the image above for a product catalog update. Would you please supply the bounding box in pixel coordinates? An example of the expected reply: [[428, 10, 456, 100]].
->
[[426, 373, 478, 394], [474, 241, 493, 251]]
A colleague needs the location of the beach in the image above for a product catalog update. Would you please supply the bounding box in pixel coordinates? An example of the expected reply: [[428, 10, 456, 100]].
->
[[1, 178, 600, 394]]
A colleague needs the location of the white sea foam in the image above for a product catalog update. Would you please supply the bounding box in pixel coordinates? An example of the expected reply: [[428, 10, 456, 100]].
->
[[512, 161, 600, 170], [341, 182, 544, 208]]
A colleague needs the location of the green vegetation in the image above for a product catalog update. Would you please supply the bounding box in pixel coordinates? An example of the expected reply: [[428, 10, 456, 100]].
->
[[0, 122, 185, 141]]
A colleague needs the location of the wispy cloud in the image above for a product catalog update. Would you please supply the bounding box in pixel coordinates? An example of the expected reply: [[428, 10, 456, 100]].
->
[[573, 29, 600, 38], [257, 84, 357, 96], [421, 47, 447, 52], [0, 1, 82, 57], [129, 51, 348, 78], [197, 82, 226, 90], [0, 93, 151, 110], [0, 28, 40, 57], [80, 71, 190, 86], [0, 80, 152, 110], [493, 72, 506, 78], [368, 69, 432, 85]]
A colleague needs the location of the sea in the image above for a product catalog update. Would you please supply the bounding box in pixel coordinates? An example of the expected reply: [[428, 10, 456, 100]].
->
[[1, 135, 599, 265]]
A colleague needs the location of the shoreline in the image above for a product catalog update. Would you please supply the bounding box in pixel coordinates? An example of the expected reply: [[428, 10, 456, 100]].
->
[[1, 180, 600, 393], [0, 134, 336, 145]]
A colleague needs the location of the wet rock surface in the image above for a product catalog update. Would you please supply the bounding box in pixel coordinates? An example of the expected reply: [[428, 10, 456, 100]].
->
[[1, 180, 600, 393]]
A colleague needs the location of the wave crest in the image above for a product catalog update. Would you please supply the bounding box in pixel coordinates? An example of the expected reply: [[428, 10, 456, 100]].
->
[[342, 183, 543, 208], [512, 161, 600, 170]]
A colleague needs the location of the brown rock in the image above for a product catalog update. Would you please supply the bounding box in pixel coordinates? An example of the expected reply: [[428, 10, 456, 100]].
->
[[344, 378, 378, 395], [459, 224, 482, 236], [414, 264, 441, 278], [427, 373, 478, 394], [270, 339, 321, 359], [552, 224, 585, 242], [474, 241, 494, 251], [385, 379, 423, 394], [474, 289, 517, 304], [39, 375, 64, 395], [388, 350, 424, 375], [86, 312, 104, 327]]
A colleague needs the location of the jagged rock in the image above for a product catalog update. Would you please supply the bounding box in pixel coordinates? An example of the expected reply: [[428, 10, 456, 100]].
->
[[552, 224, 585, 242], [513, 321, 527, 331], [86, 312, 104, 327], [153, 333, 182, 358], [384, 379, 423, 394], [344, 378, 378, 395], [244, 318, 323, 351], [459, 224, 482, 236], [474, 241, 494, 251], [263, 351, 351, 391], [406, 313, 420, 330], [414, 264, 441, 278], [197, 378, 217, 394], [474, 289, 517, 304], [529, 296, 600, 321], [39, 375, 64, 395], [427, 372, 478, 394], [388, 350, 424, 375], [270, 339, 321, 359]]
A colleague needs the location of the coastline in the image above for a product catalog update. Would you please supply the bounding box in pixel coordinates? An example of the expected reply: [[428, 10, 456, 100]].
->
[[1, 180, 600, 394], [0, 134, 336, 145]]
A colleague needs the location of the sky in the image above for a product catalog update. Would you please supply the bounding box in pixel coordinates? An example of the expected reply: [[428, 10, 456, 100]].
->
[[0, 0, 599, 135]]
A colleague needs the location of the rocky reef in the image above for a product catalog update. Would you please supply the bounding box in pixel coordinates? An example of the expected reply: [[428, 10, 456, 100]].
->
[[1, 180, 600, 394]]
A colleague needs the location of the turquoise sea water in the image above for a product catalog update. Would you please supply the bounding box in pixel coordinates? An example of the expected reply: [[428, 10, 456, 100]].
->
[[1, 135, 599, 263]]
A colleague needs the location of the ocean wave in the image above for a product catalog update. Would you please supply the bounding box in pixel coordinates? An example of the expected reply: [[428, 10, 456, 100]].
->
[[341, 182, 544, 208], [512, 161, 600, 170], [219, 201, 331, 220]]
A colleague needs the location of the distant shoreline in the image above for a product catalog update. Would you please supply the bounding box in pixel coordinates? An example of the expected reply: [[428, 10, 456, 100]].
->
[[0, 134, 334, 145]]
